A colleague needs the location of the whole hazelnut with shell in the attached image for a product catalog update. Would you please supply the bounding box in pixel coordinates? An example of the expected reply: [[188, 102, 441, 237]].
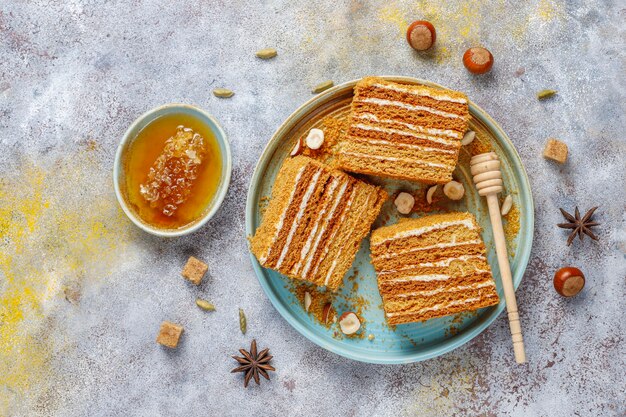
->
[[406, 20, 436, 51], [553, 267, 585, 297], [463, 47, 494, 74]]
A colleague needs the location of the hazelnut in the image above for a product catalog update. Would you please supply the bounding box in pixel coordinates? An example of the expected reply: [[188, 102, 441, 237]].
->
[[461, 130, 476, 146], [426, 185, 437, 204], [394, 192, 415, 214], [338, 312, 361, 335], [322, 302, 334, 325], [443, 181, 465, 200], [290, 138, 303, 157], [501, 195, 513, 216], [463, 47, 494, 74], [553, 267, 585, 297], [305, 128, 324, 150], [406, 20, 436, 51]]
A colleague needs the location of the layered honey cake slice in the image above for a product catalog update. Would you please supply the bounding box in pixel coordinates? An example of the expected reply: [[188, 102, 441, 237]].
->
[[336, 76, 470, 184], [250, 156, 387, 291], [370, 212, 499, 325]]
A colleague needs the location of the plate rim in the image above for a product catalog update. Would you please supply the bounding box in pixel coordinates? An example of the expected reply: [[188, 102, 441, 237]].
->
[[245, 76, 535, 364]]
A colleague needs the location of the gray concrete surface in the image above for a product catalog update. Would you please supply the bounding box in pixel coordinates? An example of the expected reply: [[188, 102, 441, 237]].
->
[[1, 0, 625, 416]]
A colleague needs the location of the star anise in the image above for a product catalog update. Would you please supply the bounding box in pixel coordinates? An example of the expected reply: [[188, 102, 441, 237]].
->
[[557, 206, 600, 246], [231, 339, 275, 387]]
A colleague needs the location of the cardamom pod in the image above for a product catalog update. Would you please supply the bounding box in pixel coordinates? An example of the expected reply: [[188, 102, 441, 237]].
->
[[537, 89, 557, 100], [213, 88, 234, 98], [312, 80, 334, 94], [196, 299, 216, 311], [239, 308, 247, 334], [256, 48, 277, 59]]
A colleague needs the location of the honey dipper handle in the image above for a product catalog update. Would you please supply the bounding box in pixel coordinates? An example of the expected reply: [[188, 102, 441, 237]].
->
[[486, 193, 526, 363]]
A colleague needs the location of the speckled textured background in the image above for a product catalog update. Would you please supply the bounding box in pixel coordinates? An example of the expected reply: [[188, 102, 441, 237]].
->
[[1, 1, 625, 416]]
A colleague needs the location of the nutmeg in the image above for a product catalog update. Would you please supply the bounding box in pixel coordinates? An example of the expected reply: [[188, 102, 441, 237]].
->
[[553, 267, 585, 297]]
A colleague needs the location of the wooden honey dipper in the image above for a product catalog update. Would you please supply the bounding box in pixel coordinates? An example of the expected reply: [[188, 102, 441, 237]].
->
[[470, 152, 526, 364]]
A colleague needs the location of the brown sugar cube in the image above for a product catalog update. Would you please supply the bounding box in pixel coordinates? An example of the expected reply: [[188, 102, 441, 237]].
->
[[156, 321, 183, 348], [543, 138, 568, 163], [181, 256, 208, 285]]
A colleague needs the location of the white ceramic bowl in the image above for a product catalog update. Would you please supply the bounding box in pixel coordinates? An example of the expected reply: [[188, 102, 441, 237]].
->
[[113, 104, 232, 237]]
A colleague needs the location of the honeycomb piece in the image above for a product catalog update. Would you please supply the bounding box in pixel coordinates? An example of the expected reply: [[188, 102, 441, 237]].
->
[[140, 126, 206, 216]]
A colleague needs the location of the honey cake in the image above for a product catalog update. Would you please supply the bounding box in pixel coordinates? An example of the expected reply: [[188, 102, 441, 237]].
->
[[336, 77, 470, 184], [370, 212, 499, 325], [250, 156, 387, 291]]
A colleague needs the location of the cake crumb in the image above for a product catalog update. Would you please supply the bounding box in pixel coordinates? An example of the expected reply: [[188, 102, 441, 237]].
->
[[412, 186, 447, 213], [467, 129, 492, 156], [321, 116, 348, 150], [543, 138, 568, 163], [259, 195, 270, 216], [293, 282, 334, 327], [181, 256, 208, 285], [298, 115, 348, 167], [156, 321, 183, 348]]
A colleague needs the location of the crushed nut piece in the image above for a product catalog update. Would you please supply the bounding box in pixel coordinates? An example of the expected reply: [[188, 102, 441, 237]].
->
[[394, 192, 415, 214], [290, 138, 303, 156], [501, 195, 513, 216], [443, 181, 465, 200], [338, 312, 361, 335], [305, 128, 325, 150], [322, 303, 334, 325], [426, 185, 437, 204], [461, 130, 476, 146]]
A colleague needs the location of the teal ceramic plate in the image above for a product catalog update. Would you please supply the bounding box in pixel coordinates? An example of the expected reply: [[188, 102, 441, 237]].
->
[[245, 77, 533, 364]]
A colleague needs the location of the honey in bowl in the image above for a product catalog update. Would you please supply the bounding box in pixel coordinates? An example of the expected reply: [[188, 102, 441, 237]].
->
[[123, 112, 223, 230]]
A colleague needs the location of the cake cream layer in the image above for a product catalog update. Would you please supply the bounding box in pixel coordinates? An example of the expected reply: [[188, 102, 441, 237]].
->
[[336, 77, 470, 184], [370, 212, 500, 325], [250, 156, 387, 291]]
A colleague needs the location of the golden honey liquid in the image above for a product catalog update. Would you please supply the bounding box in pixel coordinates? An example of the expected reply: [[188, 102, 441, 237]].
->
[[124, 113, 222, 229]]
